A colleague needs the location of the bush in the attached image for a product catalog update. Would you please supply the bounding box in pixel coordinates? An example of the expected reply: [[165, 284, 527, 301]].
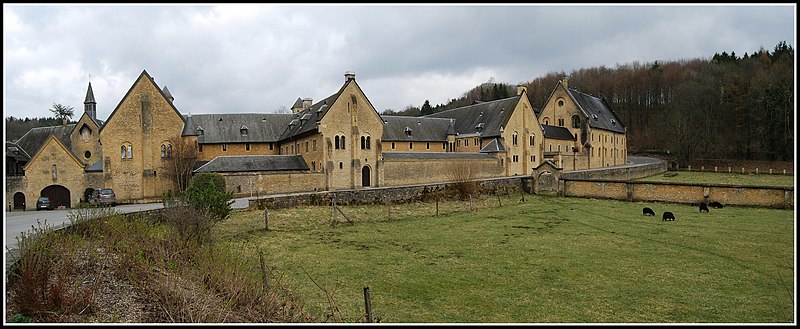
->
[[83, 188, 95, 203], [183, 172, 233, 220]]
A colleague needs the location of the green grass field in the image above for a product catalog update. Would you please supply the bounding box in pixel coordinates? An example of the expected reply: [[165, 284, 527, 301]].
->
[[213, 194, 795, 323], [635, 171, 795, 188]]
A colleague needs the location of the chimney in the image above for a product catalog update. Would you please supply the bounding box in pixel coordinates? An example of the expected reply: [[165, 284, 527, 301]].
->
[[562, 76, 569, 89], [516, 84, 527, 96], [302, 98, 313, 110], [344, 71, 356, 82]]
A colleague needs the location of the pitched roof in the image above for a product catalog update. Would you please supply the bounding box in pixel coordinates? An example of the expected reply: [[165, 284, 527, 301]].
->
[[182, 113, 293, 143], [162, 86, 173, 99], [15, 124, 76, 158], [291, 97, 303, 109], [193, 155, 309, 173], [279, 83, 349, 141], [85, 159, 103, 172], [565, 88, 625, 134], [6, 142, 31, 162], [479, 138, 505, 153], [541, 125, 577, 141], [425, 96, 521, 137], [380, 115, 453, 142], [382, 152, 495, 160]]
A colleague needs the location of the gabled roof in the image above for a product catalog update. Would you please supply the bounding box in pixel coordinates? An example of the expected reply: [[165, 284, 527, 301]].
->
[[278, 85, 346, 141], [182, 113, 293, 143], [479, 138, 506, 153], [15, 124, 76, 159], [6, 142, 31, 162], [380, 115, 453, 142], [193, 155, 309, 173], [291, 97, 303, 109], [100, 69, 185, 133], [566, 88, 625, 134], [426, 96, 521, 138], [541, 125, 577, 141], [382, 152, 495, 160], [22, 134, 85, 171]]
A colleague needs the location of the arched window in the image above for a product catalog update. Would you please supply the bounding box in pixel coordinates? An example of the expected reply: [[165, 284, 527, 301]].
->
[[121, 145, 126, 159], [161, 144, 166, 158], [167, 144, 173, 158], [360, 136, 365, 149], [341, 136, 345, 149], [127, 145, 133, 159], [530, 135, 534, 146], [366, 136, 371, 149], [558, 99, 564, 107], [572, 115, 581, 128], [121, 143, 133, 159], [512, 132, 518, 146], [335, 136, 340, 149]]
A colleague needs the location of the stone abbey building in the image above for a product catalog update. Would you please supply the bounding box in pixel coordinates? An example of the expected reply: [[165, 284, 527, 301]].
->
[[6, 70, 627, 210]]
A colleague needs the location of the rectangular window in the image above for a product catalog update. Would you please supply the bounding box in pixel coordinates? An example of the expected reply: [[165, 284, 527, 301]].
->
[[222, 144, 227, 152], [305, 141, 309, 152], [199, 144, 203, 152], [313, 139, 317, 151], [426, 142, 430, 150], [270, 143, 274, 151], [392, 142, 395, 149], [246, 143, 251, 151], [409, 142, 413, 150]]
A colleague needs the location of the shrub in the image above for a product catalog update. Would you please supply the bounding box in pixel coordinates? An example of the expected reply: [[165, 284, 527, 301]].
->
[[183, 172, 233, 221], [83, 188, 95, 203], [448, 162, 480, 200]]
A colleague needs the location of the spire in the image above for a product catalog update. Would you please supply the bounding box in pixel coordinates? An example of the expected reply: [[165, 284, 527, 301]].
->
[[84, 82, 97, 121], [162, 85, 174, 103]]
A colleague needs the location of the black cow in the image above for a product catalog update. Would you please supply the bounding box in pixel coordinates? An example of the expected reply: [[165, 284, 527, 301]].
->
[[663, 211, 675, 221], [643, 207, 655, 216], [699, 203, 709, 212], [709, 201, 724, 209]]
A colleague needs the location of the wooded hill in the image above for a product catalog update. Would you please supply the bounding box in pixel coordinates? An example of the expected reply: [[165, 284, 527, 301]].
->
[[386, 41, 794, 165]]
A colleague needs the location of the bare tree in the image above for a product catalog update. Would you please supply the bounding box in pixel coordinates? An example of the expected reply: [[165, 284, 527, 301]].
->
[[166, 135, 199, 194], [274, 105, 289, 114], [448, 161, 480, 200]]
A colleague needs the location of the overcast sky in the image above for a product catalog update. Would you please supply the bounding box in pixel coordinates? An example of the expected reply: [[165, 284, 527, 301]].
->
[[3, 4, 796, 122]]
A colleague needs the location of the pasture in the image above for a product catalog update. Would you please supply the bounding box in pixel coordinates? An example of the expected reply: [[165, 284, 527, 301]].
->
[[214, 194, 795, 323], [635, 171, 795, 188]]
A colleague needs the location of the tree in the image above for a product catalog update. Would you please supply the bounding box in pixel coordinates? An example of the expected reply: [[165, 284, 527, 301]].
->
[[166, 135, 199, 194], [49, 103, 74, 125], [274, 105, 289, 114], [420, 100, 433, 116], [183, 172, 233, 221]]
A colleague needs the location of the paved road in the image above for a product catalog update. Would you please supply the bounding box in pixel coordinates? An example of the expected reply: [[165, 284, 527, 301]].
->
[[4, 198, 252, 273]]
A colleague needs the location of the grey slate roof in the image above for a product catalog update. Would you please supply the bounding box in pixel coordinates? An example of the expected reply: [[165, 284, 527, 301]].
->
[[380, 115, 454, 142], [84, 82, 96, 103], [15, 124, 76, 159], [162, 86, 173, 99], [426, 96, 520, 138], [541, 125, 577, 141], [279, 83, 348, 141], [291, 97, 303, 109], [193, 155, 309, 173], [6, 142, 31, 162], [182, 113, 293, 143], [566, 88, 625, 134], [85, 159, 103, 172], [382, 152, 495, 160], [479, 138, 505, 153]]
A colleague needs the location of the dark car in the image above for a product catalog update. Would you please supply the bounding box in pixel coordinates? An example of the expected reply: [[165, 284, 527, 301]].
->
[[89, 188, 116, 206], [36, 196, 53, 210]]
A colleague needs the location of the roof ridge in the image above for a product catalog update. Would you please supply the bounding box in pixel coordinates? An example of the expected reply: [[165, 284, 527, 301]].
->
[[425, 95, 520, 117]]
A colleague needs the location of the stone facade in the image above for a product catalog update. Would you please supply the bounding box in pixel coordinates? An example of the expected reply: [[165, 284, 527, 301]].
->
[[7, 70, 631, 208]]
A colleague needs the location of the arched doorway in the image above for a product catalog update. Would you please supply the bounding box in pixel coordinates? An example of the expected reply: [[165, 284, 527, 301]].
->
[[41, 185, 71, 209], [13, 192, 26, 210], [361, 166, 371, 187]]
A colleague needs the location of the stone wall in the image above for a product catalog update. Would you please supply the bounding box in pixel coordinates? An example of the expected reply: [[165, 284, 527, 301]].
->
[[562, 179, 794, 209], [561, 158, 667, 181], [250, 176, 530, 209], [221, 171, 326, 197], [382, 156, 505, 187]]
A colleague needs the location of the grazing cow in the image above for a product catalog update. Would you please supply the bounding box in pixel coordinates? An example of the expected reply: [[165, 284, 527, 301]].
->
[[663, 211, 675, 221], [699, 204, 709, 212], [709, 201, 724, 209], [643, 207, 655, 216]]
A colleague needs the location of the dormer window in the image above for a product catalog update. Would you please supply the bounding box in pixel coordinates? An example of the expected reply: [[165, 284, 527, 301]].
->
[[476, 122, 485, 131], [404, 127, 412, 136], [240, 125, 248, 136], [592, 114, 598, 121], [196, 126, 204, 135], [610, 119, 616, 125]]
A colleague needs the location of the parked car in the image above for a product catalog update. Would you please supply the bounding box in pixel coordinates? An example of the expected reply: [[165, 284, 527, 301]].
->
[[36, 196, 53, 210], [89, 188, 116, 206]]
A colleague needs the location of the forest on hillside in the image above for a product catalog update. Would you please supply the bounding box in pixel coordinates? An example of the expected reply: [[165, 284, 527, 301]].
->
[[386, 41, 794, 165], [4, 116, 66, 143]]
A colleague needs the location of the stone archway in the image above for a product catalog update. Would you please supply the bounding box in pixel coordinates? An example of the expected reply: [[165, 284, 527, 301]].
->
[[41, 185, 71, 209], [13, 192, 26, 210], [531, 160, 563, 194], [362, 165, 371, 187]]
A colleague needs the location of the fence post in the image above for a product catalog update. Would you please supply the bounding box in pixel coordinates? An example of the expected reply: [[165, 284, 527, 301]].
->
[[259, 251, 269, 291], [742, 167, 745, 174], [755, 168, 759, 174], [435, 197, 439, 216], [714, 166, 717, 172], [770, 169, 772, 174], [701, 165, 704, 171], [728, 166, 731, 173], [688, 165, 692, 171], [364, 286, 373, 323], [468, 194, 473, 212]]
